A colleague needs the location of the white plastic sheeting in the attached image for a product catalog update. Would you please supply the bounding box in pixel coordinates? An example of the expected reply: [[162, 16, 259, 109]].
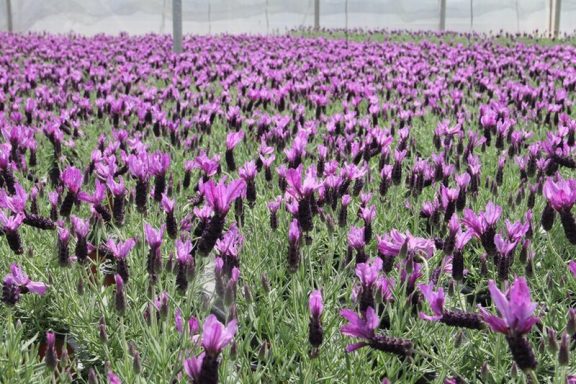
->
[[0, 0, 575, 35]]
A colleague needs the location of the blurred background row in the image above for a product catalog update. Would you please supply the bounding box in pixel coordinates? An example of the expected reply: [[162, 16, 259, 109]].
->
[[0, 0, 574, 36]]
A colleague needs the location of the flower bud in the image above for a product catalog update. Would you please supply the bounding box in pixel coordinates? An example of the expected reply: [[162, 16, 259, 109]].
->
[[559, 332, 570, 366], [546, 327, 558, 353], [567, 309, 576, 336], [45, 332, 58, 371]]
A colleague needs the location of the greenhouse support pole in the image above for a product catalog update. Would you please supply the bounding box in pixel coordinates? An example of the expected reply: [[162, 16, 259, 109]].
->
[[314, 0, 320, 30], [172, 0, 182, 53], [553, 0, 562, 38], [470, 0, 473, 30], [6, 0, 13, 32], [439, 0, 446, 31]]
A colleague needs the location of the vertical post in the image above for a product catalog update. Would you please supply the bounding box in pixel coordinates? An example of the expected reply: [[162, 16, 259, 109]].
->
[[208, 0, 211, 35], [470, 0, 473, 30], [548, 0, 553, 37], [345, 0, 348, 44], [439, 0, 446, 31], [6, 0, 13, 32], [265, 0, 269, 34], [553, 0, 562, 38], [515, 0, 520, 32], [172, 0, 182, 53], [314, 0, 320, 30]]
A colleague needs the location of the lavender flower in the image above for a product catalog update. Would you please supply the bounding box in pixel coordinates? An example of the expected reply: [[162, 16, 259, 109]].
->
[[107, 238, 136, 284], [308, 290, 324, 354], [418, 283, 483, 329], [340, 307, 412, 357], [479, 278, 539, 372], [2, 264, 47, 305], [285, 166, 318, 232], [198, 178, 246, 256], [60, 166, 83, 217], [175, 239, 194, 293], [161, 194, 177, 239], [144, 224, 164, 283], [288, 219, 301, 272], [183, 315, 237, 384], [543, 177, 576, 243], [225, 131, 244, 171], [0, 211, 24, 254]]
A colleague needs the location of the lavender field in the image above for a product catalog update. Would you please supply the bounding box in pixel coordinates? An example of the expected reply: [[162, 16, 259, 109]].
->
[[1, 31, 576, 383]]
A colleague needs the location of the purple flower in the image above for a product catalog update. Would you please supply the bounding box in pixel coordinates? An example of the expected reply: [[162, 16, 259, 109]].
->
[[3, 263, 47, 296], [483, 202, 503, 227], [176, 239, 193, 263], [193, 152, 220, 177], [494, 234, 517, 257], [107, 238, 136, 260], [340, 307, 379, 345], [107, 370, 122, 384], [226, 131, 244, 150], [0, 183, 27, 213], [149, 152, 170, 176], [341, 194, 352, 207], [78, 179, 106, 205], [0, 211, 24, 231], [355, 258, 382, 287], [215, 224, 243, 259], [569, 261, 576, 278], [505, 219, 529, 242], [201, 315, 237, 356], [161, 194, 175, 213], [144, 223, 164, 249], [309, 290, 323, 319], [418, 283, 445, 321], [61, 166, 83, 194], [183, 353, 204, 382], [340, 306, 413, 357], [107, 176, 126, 196], [348, 226, 365, 250], [377, 229, 435, 259], [288, 219, 301, 245], [239, 161, 257, 181], [543, 177, 576, 211], [267, 197, 282, 213], [285, 165, 318, 200], [71, 215, 90, 238], [127, 153, 149, 180], [479, 278, 538, 335], [360, 205, 376, 224], [201, 178, 246, 215]]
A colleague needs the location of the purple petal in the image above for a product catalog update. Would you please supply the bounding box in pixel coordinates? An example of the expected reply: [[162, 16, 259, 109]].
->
[[345, 342, 367, 353], [26, 281, 47, 295]]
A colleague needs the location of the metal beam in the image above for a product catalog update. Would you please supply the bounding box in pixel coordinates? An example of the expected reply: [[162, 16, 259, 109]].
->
[[314, 0, 320, 30], [6, 0, 13, 32], [439, 0, 446, 31], [172, 0, 182, 53]]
